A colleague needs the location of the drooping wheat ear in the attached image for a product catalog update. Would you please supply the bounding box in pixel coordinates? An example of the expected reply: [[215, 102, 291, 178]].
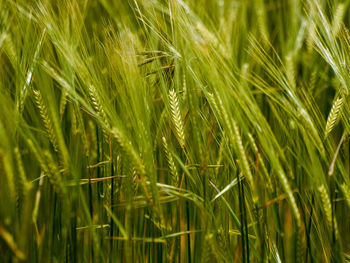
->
[[248, 133, 272, 190], [207, 92, 220, 116], [310, 70, 317, 90], [340, 183, 350, 209], [232, 121, 258, 203], [132, 168, 139, 195], [0, 150, 16, 202], [297, 108, 325, 154], [332, 3, 346, 37], [195, 22, 228, 57], [278, 169, 301, 227], [213, 134, 226, 181], [325, 96, 344, 138], [88, 121, 98, 161], [296, 227, 304, 263], [69, 104, 78, 134], [255, 0, 269, 44], [88, 84, 110, 138], [14, 147, 29, 213], [168, 89, 185, 148], [32, 88, 58, 151], [26, 139, 47, 171], [306, 22, 316, 53], [44, 151, 66, 197], [285, 54, 296, 90], [162, 136, 179, 186], [182, 72, 187, 100], [318, 184, 338, 235], [111, 128, 146, 177], [204, 232, 230, 263], [59, 88, 67, 119], [211, 93, 235, 149], [203, 233, 218, 263]]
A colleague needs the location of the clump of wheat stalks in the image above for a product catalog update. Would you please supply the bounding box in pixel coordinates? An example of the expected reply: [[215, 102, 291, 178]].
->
[[32, 88, 58, 151], [324, 96, 344, 138], [162, 136, 179, 186], [3, 0, 350, 261], [168, 89, 185, 148]]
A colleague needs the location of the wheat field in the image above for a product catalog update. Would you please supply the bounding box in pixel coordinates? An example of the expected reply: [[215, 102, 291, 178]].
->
[[1, 0, 350, 262]]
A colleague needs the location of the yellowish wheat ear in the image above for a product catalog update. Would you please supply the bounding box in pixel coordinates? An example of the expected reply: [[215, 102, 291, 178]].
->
[[168, 89, 185, 148], [325, 96, 344, 138]]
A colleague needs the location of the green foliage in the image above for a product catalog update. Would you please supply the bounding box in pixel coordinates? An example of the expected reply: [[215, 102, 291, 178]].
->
[[1, 0, 350, 262]]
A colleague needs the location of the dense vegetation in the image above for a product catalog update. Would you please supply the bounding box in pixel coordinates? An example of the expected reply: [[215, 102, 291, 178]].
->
[[1, 0, 350, 262]]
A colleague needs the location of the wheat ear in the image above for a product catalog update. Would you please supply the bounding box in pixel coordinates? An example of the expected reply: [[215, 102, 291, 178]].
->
[[340, 183, 350, 209], [162, 136, 179, 186], [111, 128, 146, 177], [44, 151, 66, 196], [168, 89, 185, 148], [32, 88, 58, 151], [318, 184, 338, 235], [88, 84, 110, 139], [14, 147, 29, 213], [0, 150, 16, 202], [325, 96, 344, 138], [248, 133, 272, 190], [332, 3, 346, 37]]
